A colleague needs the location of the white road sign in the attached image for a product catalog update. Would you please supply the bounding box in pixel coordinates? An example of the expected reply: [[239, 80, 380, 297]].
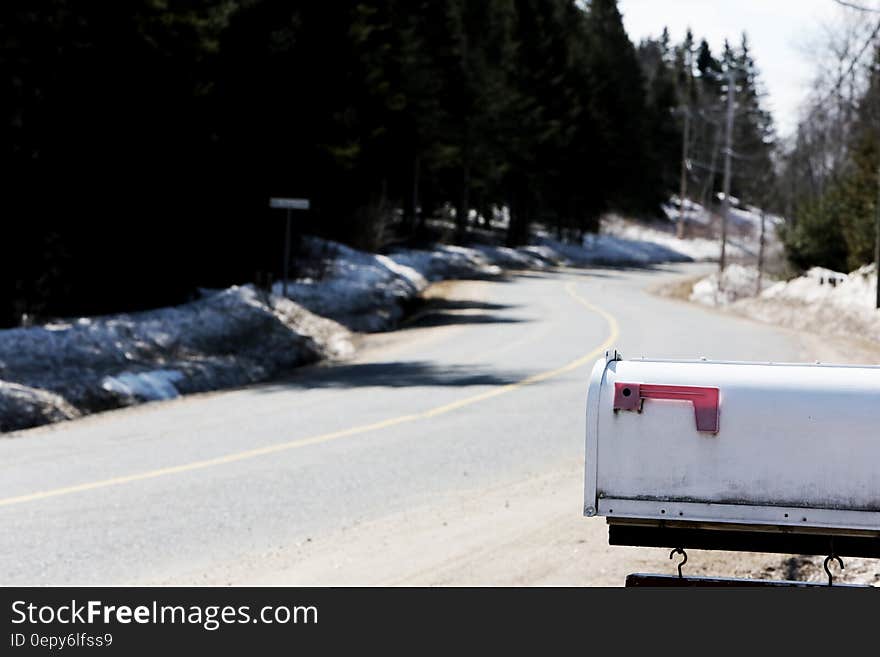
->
[[269, 197, 310, 210]]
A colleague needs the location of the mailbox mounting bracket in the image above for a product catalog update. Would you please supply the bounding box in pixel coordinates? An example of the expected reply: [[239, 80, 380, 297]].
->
[[608, 519, 880, 559], [605, 349, 622, 364]]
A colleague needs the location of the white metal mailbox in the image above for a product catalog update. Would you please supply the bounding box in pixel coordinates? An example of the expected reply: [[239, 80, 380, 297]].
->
[[584, 351, 880, 558]]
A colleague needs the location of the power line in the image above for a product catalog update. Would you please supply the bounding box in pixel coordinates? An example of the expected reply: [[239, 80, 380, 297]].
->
[[719, 66, 736, 276], [728, 149, 770, 162], [833, 0, 880, 13]]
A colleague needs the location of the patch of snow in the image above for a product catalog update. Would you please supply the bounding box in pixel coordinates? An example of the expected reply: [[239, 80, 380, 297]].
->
[[2, 204, 792, 434], [101, 369, 184, 401], [0, 381, 80, 433], [518, 245, 564, 267], [273, 212, 768, 338], [376, 254, 427, 289], [662, 197, 784, 239], [760, 265, 877, 312], [731, 264, 880, 345], [602, 218, 748, 261], [273, 237, 430, 332], [690, 265, 773, 307], [528, 228, 689, 267], [663, 196, 713, 226], [390, 244, 502, 281], [602, 215, 753, 262], [716, 192, 741, 206], [274, 237, 520, 332], [469, 244, 551, 270], [0, 285, 352, 433], [727, 205, 784, 234]]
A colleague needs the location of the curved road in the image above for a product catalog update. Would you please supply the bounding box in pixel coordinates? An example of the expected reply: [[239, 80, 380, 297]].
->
[[0, 264, 851, 585]]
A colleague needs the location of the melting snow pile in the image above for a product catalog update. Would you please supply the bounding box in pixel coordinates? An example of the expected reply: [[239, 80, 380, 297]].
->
[[602, 215, 755, 262], [274, 238, 553, 332], [577, 229, 691, 264], [0, 382, 81, 431], [389, 244, 503, 280], [3, 218, 752, 433], [0, 286, 352, 432], [392, 243, 553, 277], [469, 244, 557, 269], [270, 220, 762, 334], [737, 265, 880, 341], [663, 196, 784, 235], [101, 369, 185, 401], [273, 238, 430, 332], [760, 267, 862, 307], [271, 228, 712, 335], [688, 263, 880, 344], [732, 265, 880, 343], [690, 265, 773, 307], [662, 197, 711, 226]]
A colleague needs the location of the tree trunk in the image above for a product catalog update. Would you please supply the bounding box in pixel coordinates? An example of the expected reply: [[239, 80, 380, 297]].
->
[[402, 154, 420, 235], [455, 158, 470, 243], [505, 188, 530, 247]]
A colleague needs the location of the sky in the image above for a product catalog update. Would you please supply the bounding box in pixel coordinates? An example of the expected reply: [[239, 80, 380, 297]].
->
[[618, 0, 843, 138]]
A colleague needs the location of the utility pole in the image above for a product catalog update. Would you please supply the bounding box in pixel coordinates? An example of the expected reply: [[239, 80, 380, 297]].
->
[[874, 50, 880, 308], [875, 161, 880, 308], [678, 110, 691, 239], [678, 46, 693, 239], [757, 209, 766, 295], [719, 66, 736, 279], [700, 121, 721, 210]]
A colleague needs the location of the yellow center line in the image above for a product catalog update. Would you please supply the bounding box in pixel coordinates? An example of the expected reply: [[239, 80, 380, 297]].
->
[[0, 280, 619, 508]]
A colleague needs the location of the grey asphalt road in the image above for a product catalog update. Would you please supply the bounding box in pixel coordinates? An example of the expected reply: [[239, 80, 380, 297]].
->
[[0, 263, 813, 585]]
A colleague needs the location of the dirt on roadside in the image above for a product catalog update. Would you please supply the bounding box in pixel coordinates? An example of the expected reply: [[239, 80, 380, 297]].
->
[[165, 457, 878, 587]]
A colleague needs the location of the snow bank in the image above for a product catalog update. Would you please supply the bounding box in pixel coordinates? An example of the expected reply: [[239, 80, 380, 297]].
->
[[465, 244, 552, 270], [687, 262, 880, 347], [388, 244, 503, 282], [273, 219, 751, 337], [3, 214, 750, 433], [663, 197, 784, 235], [0, 286, 352, 433], [602, 216, 754, 262], [690, 264, 773, 307], [274, 238, 532, 332], [761, 267, 862, 307], [662, 196, 713, 226], [529, 231, 683, 265], [101, 369, 185, 401], [731, 264, 880, 343], [0, 381, 81, 431], [273, 237, 428, 332], [530, 215, 746, 266]]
